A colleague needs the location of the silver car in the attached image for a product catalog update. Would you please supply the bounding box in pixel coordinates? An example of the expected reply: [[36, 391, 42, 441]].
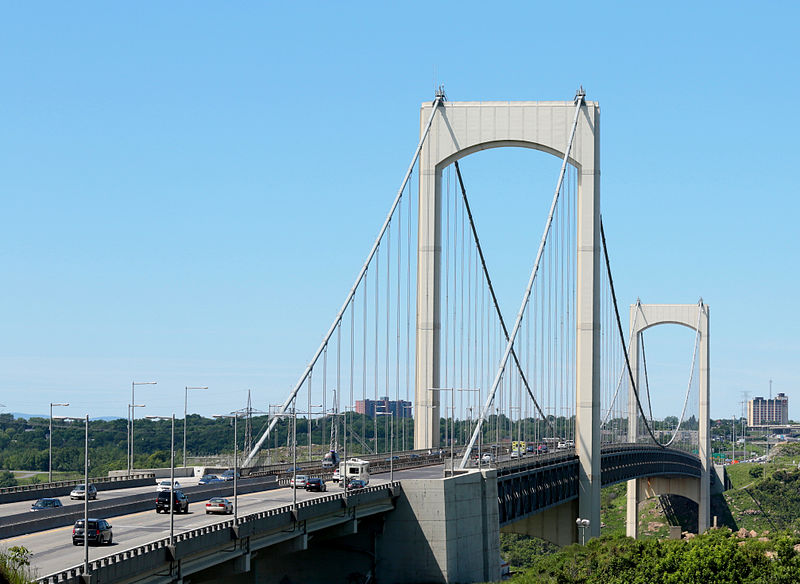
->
[[70, 484, 97, 500]]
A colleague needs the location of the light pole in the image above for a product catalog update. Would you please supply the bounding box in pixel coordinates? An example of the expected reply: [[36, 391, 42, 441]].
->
[[58, 415, 89, 575], [576, 517, 590, 545], [184, 386, 207, 469], [429, 387, 480, 476], [376, 410, 394, 482], [129, 381, 156, 474], [49, 402, 69, 482], [213, 413, 243, 520], [127, 404, 145, 474], [146, 415, 175, 544]]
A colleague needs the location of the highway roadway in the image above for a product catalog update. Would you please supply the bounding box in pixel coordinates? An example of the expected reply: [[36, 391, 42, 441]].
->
[[0, 476, 204, 517], [2, 466, 446, 580]]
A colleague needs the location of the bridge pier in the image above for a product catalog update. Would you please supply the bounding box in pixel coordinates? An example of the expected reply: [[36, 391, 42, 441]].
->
[[376, 469, 500, 583], [500, 499, 579, 546]]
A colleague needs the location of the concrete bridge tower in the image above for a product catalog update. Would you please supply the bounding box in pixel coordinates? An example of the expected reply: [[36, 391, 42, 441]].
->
[[413, 94, 603, 537]]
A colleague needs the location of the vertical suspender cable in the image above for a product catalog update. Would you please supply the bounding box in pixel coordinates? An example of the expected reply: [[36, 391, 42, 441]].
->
[[453, 163, 554, 430], [459, 94, 584, 469], [243, 96, 443, 466]]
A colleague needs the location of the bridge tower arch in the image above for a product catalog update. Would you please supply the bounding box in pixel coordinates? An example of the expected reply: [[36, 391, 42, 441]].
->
[[414, 96, 603, 536], [626, 302, 711, 537]]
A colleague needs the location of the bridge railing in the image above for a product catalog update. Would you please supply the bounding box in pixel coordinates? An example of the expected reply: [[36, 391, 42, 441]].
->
[[0, 473, 157, 505], [37, 482, 400, 584]]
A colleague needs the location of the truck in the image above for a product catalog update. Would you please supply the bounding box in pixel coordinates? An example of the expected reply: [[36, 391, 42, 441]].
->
[[339, 458, 370, 486]]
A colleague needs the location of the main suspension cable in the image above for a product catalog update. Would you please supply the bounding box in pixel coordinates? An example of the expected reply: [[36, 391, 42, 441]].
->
[[599, 217, 664, 448]]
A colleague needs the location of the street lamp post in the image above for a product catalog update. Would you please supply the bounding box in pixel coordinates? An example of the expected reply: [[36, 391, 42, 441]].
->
[[376, 410, 394, 482], [127, 404, 145, 474], [576, 517, 590, 545], [57, 415, 90, 576], [429, 387, 480, 476], [146, 414, 175, 545], [49, 402, 69, 482], [184, 386, 208, 469], [213, 413, 242, 520], [129, 381, 156, 474]]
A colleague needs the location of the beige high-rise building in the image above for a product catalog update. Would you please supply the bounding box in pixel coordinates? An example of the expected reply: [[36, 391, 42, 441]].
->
[[748, 393, 789, 426]]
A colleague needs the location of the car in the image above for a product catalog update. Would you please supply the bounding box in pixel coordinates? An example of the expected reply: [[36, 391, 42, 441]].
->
[[219, 469, 239, 481], [410, 454, 421, 459], [331, 469, 341, 483], [156, 490, 189, 513], [205, 497, 233, 514], [347, 479, 367, 490], [305, 477, 327, 492], [290, 474, 308, 489], [482, 453, 495, 464], [72, 518, 113, 546], [287, 466, 303, 473], [537, 444, 549, 454], [198, 474, 222, 485], [70, 483, 97, 500], [30, 498, 63, 512], [156, 479, 181, 492], [557, 441, 567, 449], [510, 450, 520, 459]]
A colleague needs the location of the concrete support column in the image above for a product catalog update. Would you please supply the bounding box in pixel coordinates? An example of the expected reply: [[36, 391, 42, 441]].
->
[[698, 304, 710, 533], [414, 114, 442, 450], [575, 123, 602, 540], [626, 309, 640, 538]]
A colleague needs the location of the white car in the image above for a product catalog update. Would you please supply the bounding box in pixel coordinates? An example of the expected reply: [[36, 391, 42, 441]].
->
[[70, 483, 97, 500], [156, 480, 181, 492], [481, 453, 494, 464], [331, 469, 341, 483], [290, 475, 308, 489]]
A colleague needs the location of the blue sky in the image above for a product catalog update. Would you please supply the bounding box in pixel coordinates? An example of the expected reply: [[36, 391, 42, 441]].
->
[[1, 2, 797, 422]]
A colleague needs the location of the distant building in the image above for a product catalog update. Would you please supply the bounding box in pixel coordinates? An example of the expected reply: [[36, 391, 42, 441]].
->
[[748, 393, 789, 426], [355, 396, 412, 419]]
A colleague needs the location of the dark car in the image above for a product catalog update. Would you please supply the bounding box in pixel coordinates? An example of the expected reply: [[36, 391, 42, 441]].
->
[[30, 498, 63, 512], [198, 474, 222, 485], [156, 490, 189, 513], [347, 479, 367, 490], [537, 444, 548, 454], [219, 469, 239, 481], [305, 477, 327, 492], [72, 518, 113, 546]]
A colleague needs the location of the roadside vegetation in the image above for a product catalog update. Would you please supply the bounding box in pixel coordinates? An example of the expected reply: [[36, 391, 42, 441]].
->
[[502, 529, 800, 583], [0, 546, 34, 584]]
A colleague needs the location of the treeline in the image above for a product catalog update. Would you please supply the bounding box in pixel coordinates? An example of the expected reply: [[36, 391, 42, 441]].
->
[[503, 530, 800, 583], [1, 410, 605, 479]]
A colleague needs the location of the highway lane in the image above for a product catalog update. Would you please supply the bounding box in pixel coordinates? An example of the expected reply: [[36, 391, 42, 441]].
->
[[6, 466, 445, 579], [0, 477, 204, 517]]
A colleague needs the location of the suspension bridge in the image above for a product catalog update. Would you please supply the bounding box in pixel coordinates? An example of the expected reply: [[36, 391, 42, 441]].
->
[[15, 90, 714, 584], [240, 88, 712, 540]]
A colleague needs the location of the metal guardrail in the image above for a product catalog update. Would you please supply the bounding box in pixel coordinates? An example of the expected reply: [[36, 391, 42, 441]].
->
[[0, 473, 156, 496], [38, 482, 401, 584], [0, 474, 158, 505]]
